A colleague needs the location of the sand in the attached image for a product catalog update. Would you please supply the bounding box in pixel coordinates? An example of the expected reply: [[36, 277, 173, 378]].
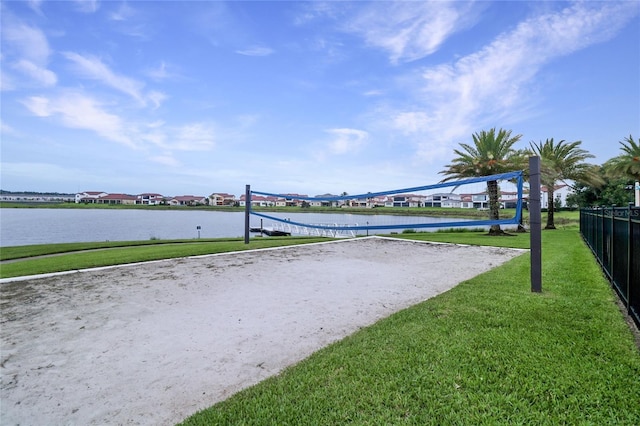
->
[[0, 236, 525, 425]]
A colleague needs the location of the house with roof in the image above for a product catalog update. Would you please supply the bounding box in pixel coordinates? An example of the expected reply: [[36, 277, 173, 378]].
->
[[137, 193, 165, 205], [541, 184, 574, 209], [310, 194, 338, 208], [168, 195, 207, 206], [383, 194, 426, 208], [424, 193, 462, 208], [96, 193, 137, 205], [209, 193, 237, 206], [238, 194, 277, 207], [75, 191, 108, 203]]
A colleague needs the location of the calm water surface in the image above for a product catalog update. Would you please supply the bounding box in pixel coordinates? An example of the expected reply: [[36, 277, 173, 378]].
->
[[0, 208, 474, 247]]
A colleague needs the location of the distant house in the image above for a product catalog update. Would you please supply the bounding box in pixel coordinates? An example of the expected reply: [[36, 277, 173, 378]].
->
[[281, 194, 307, 207], [1, 192, 75, 203], [238, 195, 277, 207], [75, 191, 137, 204], [541, 184, 573, 209], [460, 193, 490, 210], [137, 193, 165, 205], [96, 193, 137, 205], [75, 191, 108, 203], [168, 195, 207, 206], [310, 194, 338, 208], [209, 193, 237, 206], [383, 194, 425, 208], [424, 193, 461, 208]]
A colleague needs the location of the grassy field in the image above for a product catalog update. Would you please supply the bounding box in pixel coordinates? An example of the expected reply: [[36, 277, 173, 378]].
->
[[0, 237, 329, 278], [3, 213, 636, 424], [176, 229, 639, 425]]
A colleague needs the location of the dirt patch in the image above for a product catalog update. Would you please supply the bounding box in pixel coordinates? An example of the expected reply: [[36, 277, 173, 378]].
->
[[1, 237, 525, 425]]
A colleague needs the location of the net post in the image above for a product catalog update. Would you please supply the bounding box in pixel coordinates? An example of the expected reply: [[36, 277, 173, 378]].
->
[[529, 156, 542, 292], [244, 184, 250, 244]]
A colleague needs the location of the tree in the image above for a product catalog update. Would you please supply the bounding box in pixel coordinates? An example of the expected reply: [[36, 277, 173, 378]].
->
[[607, 135, 640, 179], [440, 128, 524, 235], [529, 138, 602, 229], [606, 135, 640, 206]]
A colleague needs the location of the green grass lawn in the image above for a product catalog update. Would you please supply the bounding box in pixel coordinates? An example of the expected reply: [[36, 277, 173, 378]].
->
[[2, 224, 637, 424], [179, 229, 640, 425], [0, 237, 329, 278]]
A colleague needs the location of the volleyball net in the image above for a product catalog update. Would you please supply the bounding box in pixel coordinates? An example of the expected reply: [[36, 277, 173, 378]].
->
[[245, 170, 524, 237]]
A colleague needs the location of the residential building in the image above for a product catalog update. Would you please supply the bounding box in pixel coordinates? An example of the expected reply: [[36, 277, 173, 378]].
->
[[238, 195, 277, 207], [96, 193, 137, 205], [424, 193, 462, 208], [209, 193, 237, 206], [137, 193, 165, 205], [541, 184, 573, 209], [75, 191, 108, 203], [168, 195, 207, 206]]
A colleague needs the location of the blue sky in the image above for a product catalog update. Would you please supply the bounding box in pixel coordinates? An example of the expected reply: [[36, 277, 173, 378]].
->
[[1, 1, 639, 197]]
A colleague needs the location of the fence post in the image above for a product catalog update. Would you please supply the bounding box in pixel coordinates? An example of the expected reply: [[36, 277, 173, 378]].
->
[[529, 156, 542, 293], [600, 205, 606, 264], [611, 205, 615, 282], [244, 184, 250, 244], [628, 202, 633, 315]]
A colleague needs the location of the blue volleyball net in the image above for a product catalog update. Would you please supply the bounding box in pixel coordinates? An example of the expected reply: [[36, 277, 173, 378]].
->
[[246, 171, 524, 237]]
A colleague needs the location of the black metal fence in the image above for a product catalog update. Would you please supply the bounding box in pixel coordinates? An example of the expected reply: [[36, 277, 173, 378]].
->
[[580, 205, 640, 328]]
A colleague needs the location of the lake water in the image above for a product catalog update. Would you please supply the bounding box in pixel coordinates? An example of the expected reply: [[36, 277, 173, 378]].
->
[[0, 208, 476, 247]]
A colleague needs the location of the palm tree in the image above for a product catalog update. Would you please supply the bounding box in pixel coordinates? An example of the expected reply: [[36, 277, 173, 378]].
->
[[529, 138, 602, 229], [607, 135, 640, 206], [440, 128, 523, 235]]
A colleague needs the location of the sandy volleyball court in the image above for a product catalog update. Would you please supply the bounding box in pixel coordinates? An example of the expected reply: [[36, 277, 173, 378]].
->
[[1, 237, 525, 425]]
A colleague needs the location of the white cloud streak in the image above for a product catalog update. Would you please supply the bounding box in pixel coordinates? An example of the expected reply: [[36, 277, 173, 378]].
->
[[386, 1, 639, 161], [74, 0, 99, 14], [2, 22, 51, 64], [343, 1, 479, 64], [1, 20, 57, 87], [235, 46, 275, 57], [12, 59, 57, 86], [173, 123, 216, 151], [21, 92, 135, 148], [325, 128, 368, 155], [62, 52, 165, 108]]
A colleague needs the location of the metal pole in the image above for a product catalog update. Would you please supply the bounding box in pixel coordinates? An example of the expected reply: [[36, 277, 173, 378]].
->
[[244, 184, 250, 244], [628, 202, 633, 315], [529, 156, 542, 293]]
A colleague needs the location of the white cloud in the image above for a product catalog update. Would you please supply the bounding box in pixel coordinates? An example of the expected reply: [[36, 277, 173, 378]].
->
[[1, 71, 17, 91], [1, 20, 57, 87], [146, 61, 175, 81], [74, 0, 99, 14], [325, 128, 368, 155], [12, 59, 57, 86], [110, 2, 135, 21], [236, 46, 275, 57], [363, 89, 384, 97], [27, 0, 44, 16], [147, 90, 167, 110], [63, 52, 165, 108], [150, 154, 181, 168], [0, 119, 18, 135], [2, 22, 51, 64], [21, 92, 135, 148], [173, 123, 216, 151], [63, 52, 142, 100], [343, 2, 480, 64], [386, 1, 639, 161]]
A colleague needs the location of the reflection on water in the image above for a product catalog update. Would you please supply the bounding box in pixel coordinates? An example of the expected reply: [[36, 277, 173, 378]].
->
[[0, 208, 479, 246]]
